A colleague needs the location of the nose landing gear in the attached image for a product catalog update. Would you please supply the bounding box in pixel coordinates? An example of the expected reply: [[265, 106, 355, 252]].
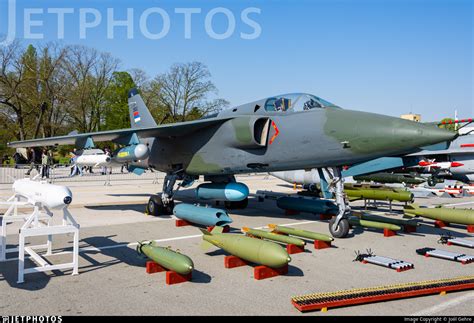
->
[[326, 167, 351, 238]]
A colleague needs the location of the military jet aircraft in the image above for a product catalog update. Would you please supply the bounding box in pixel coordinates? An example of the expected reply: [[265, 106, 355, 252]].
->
[[8, 90, 456, 238], [404, 134, 474, 185]]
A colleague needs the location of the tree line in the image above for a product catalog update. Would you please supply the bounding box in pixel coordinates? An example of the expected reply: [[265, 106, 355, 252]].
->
[[0, 41, 229, 156]]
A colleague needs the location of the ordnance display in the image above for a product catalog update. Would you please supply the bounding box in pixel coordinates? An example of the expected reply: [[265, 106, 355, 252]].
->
[[345, 185, 414, 203], [348, 217, 402, 231], [173, 203, 233, 227], [276, 196, 339, 215], [352, 212, 419, 227], [404, 203, 474, 226], [201, 226, 291, 268], [267, 224, 333, 242], [241, 227, 306, 247], [137, 241, 194, 275]]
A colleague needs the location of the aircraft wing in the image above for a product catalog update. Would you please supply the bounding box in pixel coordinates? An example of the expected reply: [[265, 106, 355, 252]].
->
[[8, 117, 232, 148]]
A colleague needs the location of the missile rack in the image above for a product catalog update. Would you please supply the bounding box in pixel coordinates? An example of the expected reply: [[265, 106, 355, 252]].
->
[[291, 275, 474, 312], [354, 250, 414, 272], [438, 235, 474, 249], [416, 248, 474, 265]]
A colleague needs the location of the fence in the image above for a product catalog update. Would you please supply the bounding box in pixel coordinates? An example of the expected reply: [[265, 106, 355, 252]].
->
[[0, 164, 163, 185], [0, 164, 268, 186]]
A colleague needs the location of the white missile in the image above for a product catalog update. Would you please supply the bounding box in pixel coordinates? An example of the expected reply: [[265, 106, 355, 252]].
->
[[12, 178, 73, 209], [75, 153, 111, 167]]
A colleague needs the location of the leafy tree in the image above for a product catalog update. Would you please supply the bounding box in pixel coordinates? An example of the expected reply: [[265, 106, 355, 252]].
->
[[439, 118, 457, 132], [103, 71, 137, 130]]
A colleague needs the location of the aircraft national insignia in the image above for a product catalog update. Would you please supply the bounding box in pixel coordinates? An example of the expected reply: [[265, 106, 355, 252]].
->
[[269, 121, 280, 145], [133, 106, 141, 123]]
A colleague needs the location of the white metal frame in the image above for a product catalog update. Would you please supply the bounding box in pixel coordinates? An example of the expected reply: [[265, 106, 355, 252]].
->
[[0, 194, 80, 283]]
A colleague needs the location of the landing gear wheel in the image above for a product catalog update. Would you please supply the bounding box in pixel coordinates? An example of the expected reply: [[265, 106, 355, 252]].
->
[[147, 195, 174, 216], [329, 217, 350, 238], [427, 177, 436, 187], [224, 197, 249, 210]]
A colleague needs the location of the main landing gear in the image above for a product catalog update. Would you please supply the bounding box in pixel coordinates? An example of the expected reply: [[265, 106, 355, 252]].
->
[[325, 167, 350, 238], [147, 173, 179, 216]]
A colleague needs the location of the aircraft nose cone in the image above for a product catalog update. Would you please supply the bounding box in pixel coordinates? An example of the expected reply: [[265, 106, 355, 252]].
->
[[324, 109, 456, 156], [417, 125, 457, 145]]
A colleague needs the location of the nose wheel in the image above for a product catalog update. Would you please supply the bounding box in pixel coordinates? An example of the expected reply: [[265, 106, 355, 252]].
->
[[147, 194, 174, 216], [326, 166, 351, 238], [329, 217, 350, 238]]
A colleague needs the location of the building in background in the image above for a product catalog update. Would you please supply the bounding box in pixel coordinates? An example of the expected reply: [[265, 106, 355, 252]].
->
[[401, 113, 421, 122]]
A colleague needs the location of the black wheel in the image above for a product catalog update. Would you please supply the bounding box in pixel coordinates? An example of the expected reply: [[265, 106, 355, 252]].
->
[[147, 195, 174, 216], [427, 177, 436, 187], [164, 199, 175, 215], [224, 197, 249, 210], [329, 217, 350, 238]]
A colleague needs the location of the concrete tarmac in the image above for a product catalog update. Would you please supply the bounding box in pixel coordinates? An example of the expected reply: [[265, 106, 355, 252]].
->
[[0, 175, 473, 316]]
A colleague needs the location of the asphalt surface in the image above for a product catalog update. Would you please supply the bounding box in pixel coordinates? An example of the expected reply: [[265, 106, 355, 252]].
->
[[0, 175, 473, 316]]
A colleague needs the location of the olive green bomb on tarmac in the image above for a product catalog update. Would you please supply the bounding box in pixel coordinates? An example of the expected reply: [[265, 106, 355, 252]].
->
[[267, 224, 334, 242], [137, 241, 194, 275], [241, 227, 306, 247], [345, 185, 414, 203], [348, 217, 402, 231], [404, 203, 474, 225], [200, 226, 291, 268]]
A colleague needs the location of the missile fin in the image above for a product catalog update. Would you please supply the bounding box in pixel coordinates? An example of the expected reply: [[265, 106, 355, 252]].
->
[[200, 240, 214, 251], [211, 226, 224, 234], [200, 228, 211, 236]]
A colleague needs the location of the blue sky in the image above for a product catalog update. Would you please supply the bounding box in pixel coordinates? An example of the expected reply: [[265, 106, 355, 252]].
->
[[0, 0, 472, 121]]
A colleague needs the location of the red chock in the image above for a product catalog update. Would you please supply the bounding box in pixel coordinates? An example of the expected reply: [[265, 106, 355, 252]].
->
[[404, 225, 417, 233], [287, 244, 305, 254], [319, 214, 333, 221], [285, 209, 300, 216], [383, 228, 396, 237], [254, 264, 288, 280], [166, 271, 192, 285], [224, 255, 248, 268], [467, 225, 474, 233], [146, 261, 165, 274], [175, 219, 192, 227], [207, 225, 230, 233], [435, 220, 448, 229], [314, 240, 331, 250]]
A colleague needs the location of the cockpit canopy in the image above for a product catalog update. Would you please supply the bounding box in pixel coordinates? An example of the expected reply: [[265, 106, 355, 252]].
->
[[264, 93, 338, 112]]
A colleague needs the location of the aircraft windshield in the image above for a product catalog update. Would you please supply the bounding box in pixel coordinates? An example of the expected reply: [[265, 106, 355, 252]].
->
[[264, 93, 338, 112]]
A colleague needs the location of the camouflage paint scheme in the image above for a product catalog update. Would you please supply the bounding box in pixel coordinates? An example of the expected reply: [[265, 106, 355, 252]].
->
[[8, 91, 455, 178]]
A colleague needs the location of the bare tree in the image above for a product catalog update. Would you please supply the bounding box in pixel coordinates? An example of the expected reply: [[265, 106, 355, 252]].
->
[[0, 40, 30, 140], [62, 45, 119, 132], [153, 62, 228, 123]]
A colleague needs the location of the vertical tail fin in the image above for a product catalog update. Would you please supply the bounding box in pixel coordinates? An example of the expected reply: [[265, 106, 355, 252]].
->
[[128, 88, 157, 129]]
